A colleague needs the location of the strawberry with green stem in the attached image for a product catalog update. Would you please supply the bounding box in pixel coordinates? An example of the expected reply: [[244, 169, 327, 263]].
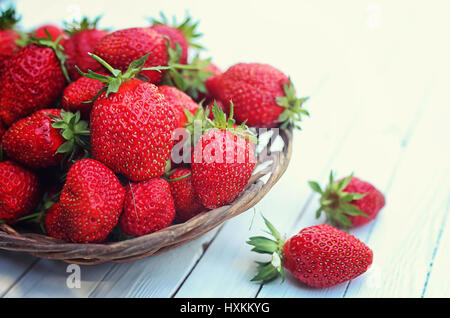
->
[[0, 6, 21, 71], [309, 171, 386, 228]]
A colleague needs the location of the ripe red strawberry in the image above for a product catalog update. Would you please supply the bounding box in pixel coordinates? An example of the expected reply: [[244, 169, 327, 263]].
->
[[191, 102, 256, 209], [0, 38, 68, 126], [58, 159, 125, 243], [2, 109, 90, 169], [34, 24, 67, 43], [45, 202, 67, 241], [309, 172, 386, 228], [63, 16, 108, 80], [0, 7, 20, 72], [79, 53, 177, 181], [149, 13, 203, 65], [119, 178, 175, 236], [158, 85, 198, 129], [94, 27, 168, 84], [168, 168, 205, 222], [214, 63, 309, 128], [0, 161, 41, 223], [248, 217, 373, 288], [62, 76, 105, 118]]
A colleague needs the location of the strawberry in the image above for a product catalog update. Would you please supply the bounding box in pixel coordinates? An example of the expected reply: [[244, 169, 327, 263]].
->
[[58, 159, 125, 243], [78, 53, 177, 181], [168, 168, 205, 222], [93, 27, 168, 84], [191, 102, 256, 209], [309, 171, 386, 228], [44, 202, 67, 241], [119, 178, 175, 236], [248, 217, 373, 288], [158, 85, 198, 129], [62, 76, 105, 118], [34, 24, 67, 43], [214, 63, 309, 128], [149, 13, 203, 65], [0, 37, 69, 126], [0, 7, 21, 72], [63, 16, 108, 80], [2, 109, 90, 169], [0, 160, 41, 223]]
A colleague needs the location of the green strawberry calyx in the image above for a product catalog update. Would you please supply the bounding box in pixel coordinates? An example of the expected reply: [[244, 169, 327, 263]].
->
[[276, 78, 309, 130], [0, 6, 20, 30], [183, 101, 211, 147], [63, 15, 105, 35], [247, 215, 286, 284], [50, 110, 91, 163], [308, 171, 368, 228], [151, 11, 204, 50]]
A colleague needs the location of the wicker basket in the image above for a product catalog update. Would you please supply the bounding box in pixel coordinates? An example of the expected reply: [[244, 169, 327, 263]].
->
[[0, 128, 293, 265]]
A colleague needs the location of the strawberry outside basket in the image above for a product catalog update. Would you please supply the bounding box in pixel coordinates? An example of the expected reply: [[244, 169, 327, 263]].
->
[[0, 128, 293, 265]]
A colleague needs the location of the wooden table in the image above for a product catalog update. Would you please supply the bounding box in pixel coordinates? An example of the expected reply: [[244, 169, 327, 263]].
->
[[1, 0, 448, 297]]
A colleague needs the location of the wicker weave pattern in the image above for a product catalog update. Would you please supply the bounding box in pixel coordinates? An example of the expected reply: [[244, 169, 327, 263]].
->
[[0, 128, 293, 264]]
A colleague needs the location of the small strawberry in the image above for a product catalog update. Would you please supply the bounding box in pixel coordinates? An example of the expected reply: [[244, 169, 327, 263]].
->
[[78, 53, 177, 181], [214, 63, 309, 128], [44, 202, 67, 241], [168, 168, 205, 222], [309, 171, 386, 228], [34, 24, 67, 43], [149, 12, 203, 65], [248, 217, 373, 288], [191, 102, 256, 209], [93, 27, 168, 84], [0, 160, 41, 223], [119, 178, 175, 236], [58, 159, 125, 243], [62, 75, 105, 118], [63, 16, 108, 80], [158, 85, 198, 129], [2, 109, 90, 169], [0, 7, 21, 71], [0, 36, 69, 126]]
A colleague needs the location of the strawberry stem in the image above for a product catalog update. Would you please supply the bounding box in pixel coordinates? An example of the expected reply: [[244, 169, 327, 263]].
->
[[276, 78, 309, 130]]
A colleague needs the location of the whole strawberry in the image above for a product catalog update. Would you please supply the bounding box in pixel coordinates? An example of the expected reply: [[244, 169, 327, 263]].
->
[[0, 161, 41, 223], [34, 24, 67, 43], [2, 109, 90, 169], [248, 217, 373, 288], [0, 7, 21, 72], [0, 37, 69, 126], [62, 76, 105, 118], [214, 63, 309, 128], [119, 178, 175, 236], [309, 172, 386, 228], [149, 13, 203, 65], [94, 27, 168, 84], [63, 16, 108, 80], [79, 53, 177, 181], [191, 102, 256, 209], [58, 159, 125, 243], [158, 85, 198, 129], [168, 168, 205, 222]]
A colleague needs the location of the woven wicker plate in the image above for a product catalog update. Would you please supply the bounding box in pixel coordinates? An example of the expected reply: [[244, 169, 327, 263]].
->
[[0, 128, 293, 265]]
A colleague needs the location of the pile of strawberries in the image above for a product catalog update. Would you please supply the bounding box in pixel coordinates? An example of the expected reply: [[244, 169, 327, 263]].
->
[[0, 8, 308, 243]]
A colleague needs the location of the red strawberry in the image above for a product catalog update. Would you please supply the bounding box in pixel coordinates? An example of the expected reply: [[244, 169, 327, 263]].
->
[[191, 102, 256, 209], [203, 63, 222, 100], [150, 13, 203, 65], [0, 39, 68, 126], [214, 63, 308, 128], [0, 7, 20, 71], [168, 168, 205, 222], [62, 76, 105, 118], [248, 217, 373, 288], [0, 161, 40, 223], [63, 16, 108, 80], [158, 85, 198, 129], [309, 172, 386, 228], [34, 24, 67, 43], [45, 202, 67, 241], [119, 178, 175, 236], [80, 53, 177, 181], [2, 109, 90, 169], [94, 27, 168, 84], [58, 159, 125, 243]]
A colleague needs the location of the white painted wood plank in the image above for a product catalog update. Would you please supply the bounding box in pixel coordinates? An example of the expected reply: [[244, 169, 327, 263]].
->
[[0, 251, 37, 297]]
